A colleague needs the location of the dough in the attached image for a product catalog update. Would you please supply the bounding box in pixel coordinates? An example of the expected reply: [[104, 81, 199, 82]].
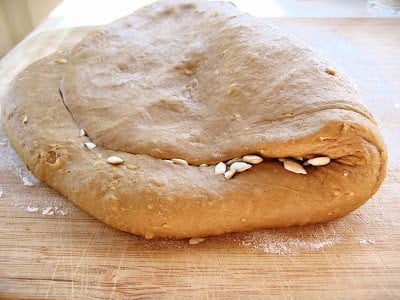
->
[[1, 0, 387, 239]]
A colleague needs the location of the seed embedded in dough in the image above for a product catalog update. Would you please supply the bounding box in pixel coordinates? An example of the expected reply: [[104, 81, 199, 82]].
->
[[107, 156, 124, 165], [283, 160, 307, 174], [163, 159, 174, 164], [325, 68, 336, 76], [199, 164, 208, 167], [79, 129, 87, 136], [171, 158, 189, 166], [226, 158, 242, 165], [227, 86, 237, 95], [307, 156, 331, 166], [230, 162, 252, 172], [55, 58, 68, 64], [84, 142, 96, 150], [126, 164, 139, 170], [189, 237, 205, 245], [278, 158, 287, 162], [214, 162, 227, 175], [242, 155, 263, 164], [22, 116, 28, 124], [224, 169, 236, 179]]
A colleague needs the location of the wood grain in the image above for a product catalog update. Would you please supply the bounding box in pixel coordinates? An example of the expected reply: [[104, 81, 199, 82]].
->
[[0, 18, 399, 299]]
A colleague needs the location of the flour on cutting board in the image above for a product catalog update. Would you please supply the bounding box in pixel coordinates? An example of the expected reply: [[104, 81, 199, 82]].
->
[[143, 224, 343, 254], [26, 205, 73, 216], [0, 137, 39, 186], [230, 224, 343, 255], [13, 198, 75, 216], [359, 238, 376, 245], [1, 136, 75, 216]]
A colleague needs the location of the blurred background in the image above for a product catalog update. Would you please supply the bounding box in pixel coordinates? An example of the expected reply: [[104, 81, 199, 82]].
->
[[0, 0, 399, 58]]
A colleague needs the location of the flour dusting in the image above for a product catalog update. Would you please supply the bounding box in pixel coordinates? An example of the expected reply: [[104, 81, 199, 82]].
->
[[0, 137, 39, 186], [0, 134, 75, 217], [0, 190, 3, 198], [25, 203, 74, 216], [232, 225, 341, 255], [26, 206, 39, 213], [22, 175, 36, 187], [41, 206, 54, 215], [359, 239, 376, 245], [239, 233, 338, 254]]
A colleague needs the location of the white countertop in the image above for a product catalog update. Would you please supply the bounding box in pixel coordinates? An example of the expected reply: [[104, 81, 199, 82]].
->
[[39, 0, 399, 32]]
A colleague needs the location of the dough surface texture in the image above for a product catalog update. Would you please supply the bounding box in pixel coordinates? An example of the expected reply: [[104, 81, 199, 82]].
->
[[1, 0, 387, 239]]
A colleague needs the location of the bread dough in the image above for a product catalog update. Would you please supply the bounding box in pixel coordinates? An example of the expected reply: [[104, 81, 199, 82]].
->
[[1, 0, 387, 239], [61, 0, 377, 165]]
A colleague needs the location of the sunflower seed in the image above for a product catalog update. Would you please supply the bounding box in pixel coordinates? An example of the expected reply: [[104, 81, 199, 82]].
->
[[199, 164, 208, 167], [79, 129, 87, 136], [325, 68, 336, 76], [22, 116, 28, 124], [214, 162, 227, 175], [189, 237, 205, 245], [230, 162, 252, 173], [163, 159, 174, 164], [293, 156, 303, 161], [278, 158, 287, 162], [227, 84, 239, 95], [283, 160, 307, 174], [242, 155, 263, 164], [226, 158, 242, 165], [224, 169, 236, 179], [107, 156, 124, 165], [84, 142, 96, 150], [126, 164, 139, 170], [55, 58, 68, 64], [171, 158, 189, 166], [307, 156, 331, 166]]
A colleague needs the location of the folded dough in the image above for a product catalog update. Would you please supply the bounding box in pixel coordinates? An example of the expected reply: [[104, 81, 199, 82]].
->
[[1, 0, 387, 239]]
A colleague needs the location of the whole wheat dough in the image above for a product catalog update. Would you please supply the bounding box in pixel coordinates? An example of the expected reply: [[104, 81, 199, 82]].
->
[[1, 0, 387, 239]]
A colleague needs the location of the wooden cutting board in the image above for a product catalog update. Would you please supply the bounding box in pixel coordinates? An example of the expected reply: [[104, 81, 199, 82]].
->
[[0, 18, 399, 299]]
